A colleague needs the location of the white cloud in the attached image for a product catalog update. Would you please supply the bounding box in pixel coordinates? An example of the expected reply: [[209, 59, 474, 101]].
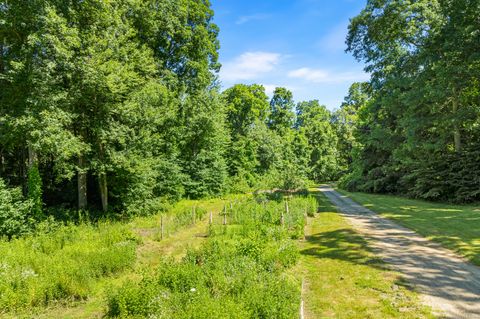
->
[[288, 67, 369, 83], [288, 68, 329, 82], [236, 14, 270, 25], [262, 84, 296, 98], [220, 52, 281, 82]]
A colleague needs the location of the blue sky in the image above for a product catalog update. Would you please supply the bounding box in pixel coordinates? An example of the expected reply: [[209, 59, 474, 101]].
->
[[212, 0, 368, 110]]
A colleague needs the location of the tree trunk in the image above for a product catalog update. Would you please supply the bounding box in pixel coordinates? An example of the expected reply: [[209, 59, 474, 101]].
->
[[452, 90, 461, 153], [98, 142, 108, 212], [98, 172, 108, 212], [0, 150, 4, 177], [27, 145, 37, 168], [78, 155, 88, 210]]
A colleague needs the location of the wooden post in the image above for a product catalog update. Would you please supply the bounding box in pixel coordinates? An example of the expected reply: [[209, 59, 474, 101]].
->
[[281, 212, 285, 225], [209, 211, 213, 224], [223, 205, 227, 225], [192, 206, 196, 225], [160, 215, 164, 240], [300, 280, 305, 319]]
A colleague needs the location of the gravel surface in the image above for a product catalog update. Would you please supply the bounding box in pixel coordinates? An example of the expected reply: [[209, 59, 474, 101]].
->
[[320, 186, 480, 318]]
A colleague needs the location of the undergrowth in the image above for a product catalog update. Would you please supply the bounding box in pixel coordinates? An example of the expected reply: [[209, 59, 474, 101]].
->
[[107, 194, 318, 318]]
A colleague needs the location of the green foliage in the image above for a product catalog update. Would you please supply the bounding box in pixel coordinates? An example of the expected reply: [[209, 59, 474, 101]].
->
[[224, 84, 270, 137], [107, 196, 317, 318], [0, 179, 34, 239], [268, 87, 295, 132], [27, 164, 43, 219], [342, 0, 480, 202], [296, 100, 339, 182], [0, 0, 228, 213], [0, 221, 138, 311]]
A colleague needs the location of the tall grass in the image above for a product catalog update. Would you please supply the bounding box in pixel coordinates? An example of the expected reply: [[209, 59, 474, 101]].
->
[[0, 221, 138, 312], [107, 195, 318, 318]]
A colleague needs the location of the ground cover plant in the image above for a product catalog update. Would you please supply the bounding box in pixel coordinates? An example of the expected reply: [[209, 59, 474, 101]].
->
[[106, 194, 318, 319], [338, 190, 480, 266]]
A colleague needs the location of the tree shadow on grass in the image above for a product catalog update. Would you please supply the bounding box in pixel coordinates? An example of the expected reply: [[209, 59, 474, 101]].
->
[[301, 227, 387, 271]]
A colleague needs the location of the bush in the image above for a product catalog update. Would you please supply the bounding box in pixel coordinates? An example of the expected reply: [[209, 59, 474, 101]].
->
[[0, 179, 34, 239]]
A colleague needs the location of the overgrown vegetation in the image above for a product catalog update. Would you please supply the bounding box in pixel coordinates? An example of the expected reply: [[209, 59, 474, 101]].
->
[[0, 221, 138, 312], [0, 196, 232, 316], [106, 194, 318, 318]]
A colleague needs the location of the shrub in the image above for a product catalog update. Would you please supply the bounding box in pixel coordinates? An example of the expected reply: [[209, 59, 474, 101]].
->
[[0, 179, 34, 239]]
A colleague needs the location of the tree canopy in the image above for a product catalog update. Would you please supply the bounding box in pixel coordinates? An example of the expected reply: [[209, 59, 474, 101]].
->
[[340, 0, 480, 203]]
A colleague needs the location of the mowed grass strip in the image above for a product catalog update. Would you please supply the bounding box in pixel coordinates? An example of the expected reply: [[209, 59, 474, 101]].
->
[[338, 190, 480, 266], [298, 192, 433, 319]]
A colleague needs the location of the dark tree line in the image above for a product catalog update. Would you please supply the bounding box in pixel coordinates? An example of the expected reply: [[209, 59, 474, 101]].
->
[[339, 0, 480, 203]]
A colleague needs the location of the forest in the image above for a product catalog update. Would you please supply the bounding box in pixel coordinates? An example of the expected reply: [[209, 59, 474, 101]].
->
[[1, 0, 479, 239], [0, 0, 479, 318], [0, 0, 478, 233]]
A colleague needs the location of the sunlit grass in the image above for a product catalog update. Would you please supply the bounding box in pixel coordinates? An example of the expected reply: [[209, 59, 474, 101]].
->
[[296, 192, 434, 319], [338, 190, 480, 266]]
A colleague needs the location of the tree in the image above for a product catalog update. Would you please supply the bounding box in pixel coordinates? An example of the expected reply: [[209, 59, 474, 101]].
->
[[342, 0, 480, 202], [296, 100, 339, 182], [268, 87, 295, 132], [223, 84, 270, 138], [333, 82, 371, 170]]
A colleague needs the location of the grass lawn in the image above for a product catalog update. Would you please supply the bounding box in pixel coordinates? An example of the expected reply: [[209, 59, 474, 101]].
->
[[297, 191, 433, 319], [337, 190, 480, 266]]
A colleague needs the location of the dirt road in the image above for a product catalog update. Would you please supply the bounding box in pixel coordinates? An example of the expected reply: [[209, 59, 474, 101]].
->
[[320, 186, 480, 318]]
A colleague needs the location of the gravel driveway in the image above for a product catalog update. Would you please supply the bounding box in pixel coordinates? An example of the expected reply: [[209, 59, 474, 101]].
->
[[320, 186, 480, 318]]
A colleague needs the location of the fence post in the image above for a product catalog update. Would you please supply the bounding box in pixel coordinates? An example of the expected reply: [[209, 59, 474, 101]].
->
[[192, 206, 196, 225], [300, 279, 305, 319], [209, 211, 213, 224], [160, 215, 164, 240], [223, 205, 227, 225]]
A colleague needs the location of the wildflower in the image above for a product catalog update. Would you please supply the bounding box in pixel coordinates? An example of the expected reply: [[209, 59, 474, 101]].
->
[[21, 269, 38, 279]]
